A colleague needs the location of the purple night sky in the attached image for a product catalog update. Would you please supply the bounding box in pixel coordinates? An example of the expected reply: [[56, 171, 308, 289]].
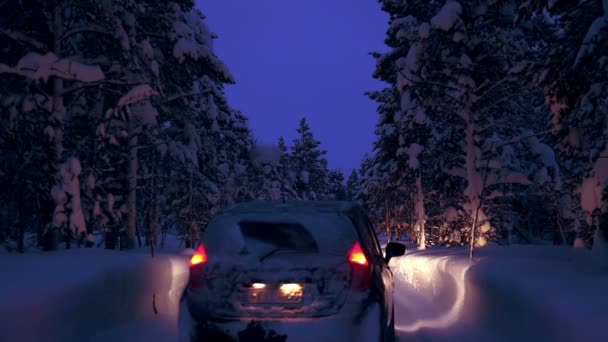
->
[[198, 0, 389, 173]]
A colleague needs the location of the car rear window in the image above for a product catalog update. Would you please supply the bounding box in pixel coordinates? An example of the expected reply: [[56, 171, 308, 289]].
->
[[239, 221, 319, 254], [203, 212, 359, 257]]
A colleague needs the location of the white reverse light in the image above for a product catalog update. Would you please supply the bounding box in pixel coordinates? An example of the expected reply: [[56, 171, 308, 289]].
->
[[279, 283, 303, 297]]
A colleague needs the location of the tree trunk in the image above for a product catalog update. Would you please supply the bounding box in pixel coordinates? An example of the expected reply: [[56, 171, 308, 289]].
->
[[105, 227, 116, 250], [126, 109, 138, 249], [136, 221, 142, 247], [470, 202, 482, 260], [185, 165, 194, 249], [51, 1, 64, 162], [45, 1, 65, 252], [144, 205, 150, 247], [17, 188, 25, 253], [554, 195, 566, 245], [385, 200, 390, 240], [65, 193, 72, 249], [592, 210, 608, 257], [86, 92, 105, 248], [464, 110, 489, 259], [416, 168, 426, 250], [149, 155, 159, 256]]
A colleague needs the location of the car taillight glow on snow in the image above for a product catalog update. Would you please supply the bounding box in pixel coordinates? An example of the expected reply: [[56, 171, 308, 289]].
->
[[190, 244, 208, 266], [349, 242, 369, 266]]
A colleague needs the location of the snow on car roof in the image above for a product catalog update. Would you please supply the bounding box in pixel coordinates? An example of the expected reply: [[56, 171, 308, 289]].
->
[[219, 200, 360, 216]]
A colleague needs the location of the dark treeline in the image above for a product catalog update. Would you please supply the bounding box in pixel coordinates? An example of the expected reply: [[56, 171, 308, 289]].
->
[[356, 0, 607, 255], [0, 0, 344, 253]]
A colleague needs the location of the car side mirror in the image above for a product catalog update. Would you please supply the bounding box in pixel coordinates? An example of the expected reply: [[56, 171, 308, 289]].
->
[[384, 242, 406, 263]]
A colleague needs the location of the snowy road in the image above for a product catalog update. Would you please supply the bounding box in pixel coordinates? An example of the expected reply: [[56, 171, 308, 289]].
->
[[5, 245, 605, 341], [93, 267, 469, 342], [91, 250, 485, 342], [86, 250, 475, 342]]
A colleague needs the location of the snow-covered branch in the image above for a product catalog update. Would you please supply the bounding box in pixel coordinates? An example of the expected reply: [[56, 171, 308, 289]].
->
[[485, 173, 533, 187], [0, 52, 104, 83], [60, 24, 114, 41], [59, 81, 103, 96], [0, 29, 46, 50], [443, 167, 466, 178], [164, 92, 206, 104], [134, 140, 168, 151], [478, 119, 516, 134], [473, 77, 511, 101], [397, 69, 460, 92], [484, 190, 516, 201], [482, 129, 551, 154], [117, 84, 158, 107]]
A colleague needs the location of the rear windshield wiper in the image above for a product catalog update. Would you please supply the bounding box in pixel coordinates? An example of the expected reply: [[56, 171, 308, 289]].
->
[[259, 248, 284, 262], [259, 247, 315, 262]]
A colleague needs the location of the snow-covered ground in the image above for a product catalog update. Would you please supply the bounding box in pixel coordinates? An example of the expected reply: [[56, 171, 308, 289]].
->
[[391, 243, 608, 341], [0, 242, 190, 342], [1, 239, 607, 341]]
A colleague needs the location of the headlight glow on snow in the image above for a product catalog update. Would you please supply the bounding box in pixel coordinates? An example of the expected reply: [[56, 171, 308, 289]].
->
[[393, 256, 471, 333]]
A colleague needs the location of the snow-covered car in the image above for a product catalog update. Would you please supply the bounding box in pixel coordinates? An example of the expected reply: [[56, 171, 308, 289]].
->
[[179, 201, 406, 342]]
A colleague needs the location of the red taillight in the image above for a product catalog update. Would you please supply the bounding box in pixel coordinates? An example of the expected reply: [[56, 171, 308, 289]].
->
[[349, 242, 369, 266], [189, 244, 207, 289], [348, 242, 372, 290], [190, 244, 208, 267]]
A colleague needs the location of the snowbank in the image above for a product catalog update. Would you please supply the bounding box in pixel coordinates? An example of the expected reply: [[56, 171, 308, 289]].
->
[[0, 249, 189, 342], [390, 245, 608, 341]]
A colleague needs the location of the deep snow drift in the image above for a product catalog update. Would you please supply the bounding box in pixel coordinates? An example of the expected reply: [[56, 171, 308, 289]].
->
[[391, 243, 608, 341], [0, 246, 189, 342]]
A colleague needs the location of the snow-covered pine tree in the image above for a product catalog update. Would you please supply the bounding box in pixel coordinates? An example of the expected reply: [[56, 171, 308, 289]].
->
[[214, 109, 255, 209], [364, 88, 417, 242], [0, 10, 56, 250], [290, 118, 332, 200], [416, 1, 562, 254], [368, 0, 455, 249], [156, 2, 250, 246], [0, 0, 111, 250], [93, 1, 256, 249], [81, 0, 167, 249], [0, 0, 255, 252], [327, 170, 346, 200], [515, 0, 608, 254], [345, 169, 361, 201], [359, 154, 391, 233], [249, 143, 296, 201], [368, 0, 561, 253], [277, 136, 298, 199]]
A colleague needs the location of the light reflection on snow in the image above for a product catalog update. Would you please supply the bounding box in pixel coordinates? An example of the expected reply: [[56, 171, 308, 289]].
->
[[167, 257, 189, 316], [393, 255, 470, 333]]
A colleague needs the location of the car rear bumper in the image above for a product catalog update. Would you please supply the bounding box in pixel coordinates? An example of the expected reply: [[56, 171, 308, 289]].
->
[[179, 290, 383, 342]]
